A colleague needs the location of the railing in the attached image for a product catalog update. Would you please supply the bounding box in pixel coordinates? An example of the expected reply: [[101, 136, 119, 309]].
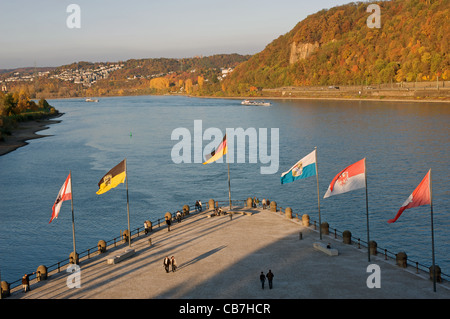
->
[[274, 204, 449, 282], [4, 199, 248, 292], [4, 198, 447, 294]]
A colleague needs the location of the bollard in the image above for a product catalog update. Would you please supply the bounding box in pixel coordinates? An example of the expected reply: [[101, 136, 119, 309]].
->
[[122, 229, 130, 244], [246, 197, 253, 208], [302, 214, 310, 227], [396, 252, 407, 268], [429, 265, 442, 283], [98, 240, 107, 253], [369, 241, 378, 256], [69, 252, 79, 265], [343, 230, 352, 244], [270, 201, 277, 212], [285, 207, 293, 219], [1, 281, 10, 298], [36, 265, 48, 281], [320, 222, 329, 235], [209, 199, 215, 210]]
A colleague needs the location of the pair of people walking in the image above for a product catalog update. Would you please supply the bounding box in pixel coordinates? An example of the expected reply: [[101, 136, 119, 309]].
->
[[260, 270, 274, 289], [163, 256, 177, 273]]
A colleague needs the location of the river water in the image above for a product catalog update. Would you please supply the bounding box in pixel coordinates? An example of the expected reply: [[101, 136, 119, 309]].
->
[[0, 95, 448, 283]]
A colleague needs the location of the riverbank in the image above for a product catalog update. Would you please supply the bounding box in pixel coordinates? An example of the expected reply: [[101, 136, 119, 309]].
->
[[0, 116, 62, 156]]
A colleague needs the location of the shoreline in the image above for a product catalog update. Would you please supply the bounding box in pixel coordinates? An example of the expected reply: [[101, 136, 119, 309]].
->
[[0, 116, 62, 157], [44, 92, 450, 104]]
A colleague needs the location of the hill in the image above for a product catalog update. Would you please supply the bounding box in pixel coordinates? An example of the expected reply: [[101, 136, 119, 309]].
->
[[222, 0, 449, 95]]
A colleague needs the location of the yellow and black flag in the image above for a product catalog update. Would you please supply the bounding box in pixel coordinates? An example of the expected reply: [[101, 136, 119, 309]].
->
[[203, 135, 227, 165], [96, 159, 126, 195]]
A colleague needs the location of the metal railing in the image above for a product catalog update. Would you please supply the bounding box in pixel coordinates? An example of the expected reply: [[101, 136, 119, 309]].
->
[[4, 199, 447, 294], [274, 204, 449, 282], [4, 199, 249, 292]]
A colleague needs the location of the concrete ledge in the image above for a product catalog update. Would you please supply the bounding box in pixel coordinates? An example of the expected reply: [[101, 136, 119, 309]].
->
[[313, 242, 338, 256], [107, 248, 135, 265]]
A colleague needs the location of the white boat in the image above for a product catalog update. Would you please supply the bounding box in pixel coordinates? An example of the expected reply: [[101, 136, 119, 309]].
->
[[241, 99, 271, 106], [85, 98, 99, 102]]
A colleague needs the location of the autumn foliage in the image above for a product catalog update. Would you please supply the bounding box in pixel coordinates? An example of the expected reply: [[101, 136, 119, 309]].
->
[[222, 0, 449, 95]]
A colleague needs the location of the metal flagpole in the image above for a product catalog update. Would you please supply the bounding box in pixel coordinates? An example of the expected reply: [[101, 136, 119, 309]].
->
[[70, 170, 77, 264], [315, 147, 322, 240], [228, 162, 232, 210], [125, 159, 131, 248], [364, 159, 370, 262], [430, 169, 436, 292]]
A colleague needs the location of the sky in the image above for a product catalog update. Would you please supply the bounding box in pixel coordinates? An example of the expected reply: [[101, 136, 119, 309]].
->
[[0, 0, 361, 69]]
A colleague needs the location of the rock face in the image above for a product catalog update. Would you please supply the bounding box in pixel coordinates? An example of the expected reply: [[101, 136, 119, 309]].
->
[[289, 41, 319, 64]]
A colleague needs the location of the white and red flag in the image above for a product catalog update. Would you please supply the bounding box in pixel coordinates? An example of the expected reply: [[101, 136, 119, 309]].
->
[[388, 170, 431, 223], [49, 173, 72, 223], [323, 158, 366, 198]]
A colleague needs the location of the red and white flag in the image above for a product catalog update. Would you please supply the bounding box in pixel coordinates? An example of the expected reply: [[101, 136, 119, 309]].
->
[[323, 158, 366, 198], [388, 170, 431, 223], [49, 173, 72, 223]]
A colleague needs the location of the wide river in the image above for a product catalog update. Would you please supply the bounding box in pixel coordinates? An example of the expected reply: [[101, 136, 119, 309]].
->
[[0, 96, 448, 283]]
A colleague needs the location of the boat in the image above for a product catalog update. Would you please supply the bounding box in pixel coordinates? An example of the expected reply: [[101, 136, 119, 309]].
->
[[241, 99, 271, 106], [85, 98, 99, 102]]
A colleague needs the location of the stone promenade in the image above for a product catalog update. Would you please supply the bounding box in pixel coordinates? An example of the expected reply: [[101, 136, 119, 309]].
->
[[8, 206, 450, 299]]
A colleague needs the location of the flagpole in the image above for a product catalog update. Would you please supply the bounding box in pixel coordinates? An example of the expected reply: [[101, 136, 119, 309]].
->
[[430, 169, 436, 292], [69, 170, 77, 264], [364, 159, 370, 262], [315, 147, 322, 240], [227, 162, 232, 210], [125, 159, 131, 248]]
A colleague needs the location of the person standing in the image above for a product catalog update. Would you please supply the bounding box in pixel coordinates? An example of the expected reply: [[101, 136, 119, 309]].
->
[[166, 217, 171, 231], [198, 200, 202, 212], [260, 271, 266, 289], [22, 272, 34, 292], [171, 256, 177, 272], [262, 198, 266, 209], [266, 270, 274, 289], [163, 256, 171, 273]]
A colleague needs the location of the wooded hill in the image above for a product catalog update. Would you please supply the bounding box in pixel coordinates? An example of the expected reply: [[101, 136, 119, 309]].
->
[[221, 0, 449, 95]]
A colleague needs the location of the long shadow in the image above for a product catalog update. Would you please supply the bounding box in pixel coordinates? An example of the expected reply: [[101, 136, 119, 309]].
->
[[177, 245, 226, 271]]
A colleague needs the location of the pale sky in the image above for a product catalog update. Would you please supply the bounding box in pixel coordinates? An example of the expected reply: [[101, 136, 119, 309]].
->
[[0, 0, 360, 69]]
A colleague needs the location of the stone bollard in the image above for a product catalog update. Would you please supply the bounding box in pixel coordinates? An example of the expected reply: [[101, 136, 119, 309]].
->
[[246, 197, 253, 208], [209, 199, 215, 210], [285, 207, 293, 219], [302, 214, 310, 227], [429, 265, 442, 283], [343, 230, 352, 244], [369, 241, 378, 255], [396, 252, 408, 268], [98, 240, 107, 253], [145, 220, 152, 233], [122, 229, 130, 244], [183, 205, 190, 215], [36, 265, 48, 281], [69, 252, 79, 265], [321, 222, 329, 235], [1, 281, 10, 298], [270, 201, 277, 212]]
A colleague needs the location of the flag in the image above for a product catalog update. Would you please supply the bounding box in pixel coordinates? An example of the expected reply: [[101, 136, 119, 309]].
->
[[388, 170, 431, 223], [203, 135, 227, 164], [49, 173, 72, 223], [96, 159, 126, 195], [323, 158, 366, 198], [280, 150, 316, 184]]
